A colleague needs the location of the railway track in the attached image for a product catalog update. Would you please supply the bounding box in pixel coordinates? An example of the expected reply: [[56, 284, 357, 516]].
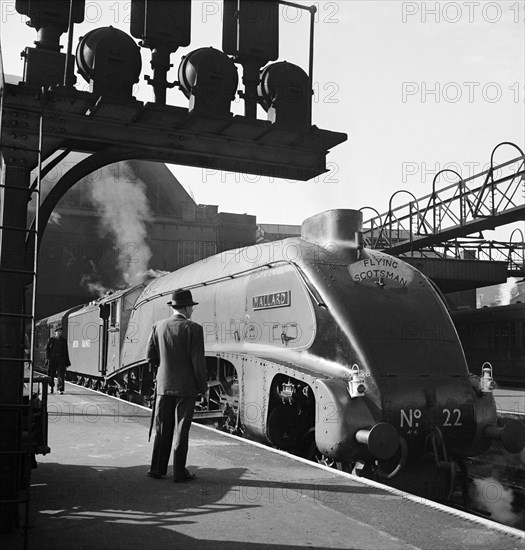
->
[[458, 447, 525, 529]]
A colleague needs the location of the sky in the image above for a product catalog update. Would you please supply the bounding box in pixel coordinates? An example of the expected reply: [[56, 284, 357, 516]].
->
[[0, 0, 524, 231]]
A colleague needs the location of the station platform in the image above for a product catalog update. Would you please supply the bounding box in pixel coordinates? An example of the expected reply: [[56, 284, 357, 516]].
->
[[5, 383, 525, 550], [494, 387, 525, 416]]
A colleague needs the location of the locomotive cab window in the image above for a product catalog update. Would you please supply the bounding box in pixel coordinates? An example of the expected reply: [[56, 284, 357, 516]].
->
[[110, 302, 119, 328]]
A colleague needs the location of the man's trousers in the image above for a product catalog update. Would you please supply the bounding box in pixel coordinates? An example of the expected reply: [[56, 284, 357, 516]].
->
[[150, 395, 196, 477]]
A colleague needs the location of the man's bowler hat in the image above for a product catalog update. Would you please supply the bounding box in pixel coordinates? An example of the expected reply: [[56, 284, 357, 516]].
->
[[167, 289, 198, 307]]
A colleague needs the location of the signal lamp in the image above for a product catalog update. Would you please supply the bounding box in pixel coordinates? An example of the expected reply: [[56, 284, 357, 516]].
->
[[223, 0, 279, 118], [130, 0, 191, 48], [178, 48, 239, 117], [76, 27, 142, 102], [130, 0, 192, 103], [258, 62, 311, 127], [223, 0, 279, 63], [16, 0, 85, 50]]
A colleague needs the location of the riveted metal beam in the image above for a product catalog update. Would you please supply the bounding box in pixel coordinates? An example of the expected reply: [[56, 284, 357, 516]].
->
[[1, 84, 347, 181]]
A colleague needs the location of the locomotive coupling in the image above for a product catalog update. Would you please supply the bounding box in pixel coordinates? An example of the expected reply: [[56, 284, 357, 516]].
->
[[479, 362, 496, 393], [355, 422, 399, 460], [483, 419, 525, 454]]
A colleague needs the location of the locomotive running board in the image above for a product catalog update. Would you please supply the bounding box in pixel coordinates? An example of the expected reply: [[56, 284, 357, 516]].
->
[[193, 410, 227, 421]]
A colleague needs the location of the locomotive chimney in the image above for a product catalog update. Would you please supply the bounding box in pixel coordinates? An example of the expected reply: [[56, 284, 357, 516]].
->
[[301, 209, 363, 248]]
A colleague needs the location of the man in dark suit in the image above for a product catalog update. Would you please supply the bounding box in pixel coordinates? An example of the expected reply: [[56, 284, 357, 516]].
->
[[147, 289, 208, 482], [45, 326, 70, 394]]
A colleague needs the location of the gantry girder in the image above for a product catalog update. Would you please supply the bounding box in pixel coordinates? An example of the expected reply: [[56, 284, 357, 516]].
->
[[1, 83, 346, 181]]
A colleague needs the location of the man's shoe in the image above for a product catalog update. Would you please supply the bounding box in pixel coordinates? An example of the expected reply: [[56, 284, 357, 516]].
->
[[174, 469, 196, 483], [59, 390, 64, 395], [147, 471, 163, 479], [50, 388, 54, 394]]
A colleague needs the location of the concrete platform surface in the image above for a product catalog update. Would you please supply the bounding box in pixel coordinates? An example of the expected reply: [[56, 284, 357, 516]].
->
[[3, 383, 525, 550], [495, 388, 525, 415]]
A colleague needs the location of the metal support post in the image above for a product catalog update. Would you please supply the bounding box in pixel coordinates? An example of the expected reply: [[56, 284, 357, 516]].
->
[[0, 161, 32, 532]]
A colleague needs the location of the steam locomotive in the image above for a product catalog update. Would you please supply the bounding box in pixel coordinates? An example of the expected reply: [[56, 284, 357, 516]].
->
[[35, 209, 525, 499]]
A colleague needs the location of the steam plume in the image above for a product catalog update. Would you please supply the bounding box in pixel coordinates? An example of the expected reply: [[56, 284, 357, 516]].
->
[[498, 278, 519, 306], [80, 276, 111, 297], [48, 211, 62, 225], [88, 163, 153, 287], [80, 261, 111, 297], [471, 477, 519, 526]]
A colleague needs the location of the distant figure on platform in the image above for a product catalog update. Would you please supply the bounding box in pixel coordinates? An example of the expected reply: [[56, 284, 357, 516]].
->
[[45, 326, 70, 394], [147, 289, 208, 482]]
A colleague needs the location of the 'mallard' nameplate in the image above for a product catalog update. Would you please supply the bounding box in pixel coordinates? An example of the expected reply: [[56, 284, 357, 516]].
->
[[252, 291, 291, 310]]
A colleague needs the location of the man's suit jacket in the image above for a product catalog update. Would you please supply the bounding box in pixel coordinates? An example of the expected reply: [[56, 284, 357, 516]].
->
[[46, 336, 71, 368], [147, 313, 208, 397]]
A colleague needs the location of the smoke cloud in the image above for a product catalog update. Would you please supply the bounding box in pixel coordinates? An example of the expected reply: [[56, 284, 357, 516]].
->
[[498, 278, 519, 306], [80, 261, 111, 297], [81, 276, 111, 297], [470, 476, 519, 526], [48, 211, 62, 225], [88, 163, 153, 288]]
